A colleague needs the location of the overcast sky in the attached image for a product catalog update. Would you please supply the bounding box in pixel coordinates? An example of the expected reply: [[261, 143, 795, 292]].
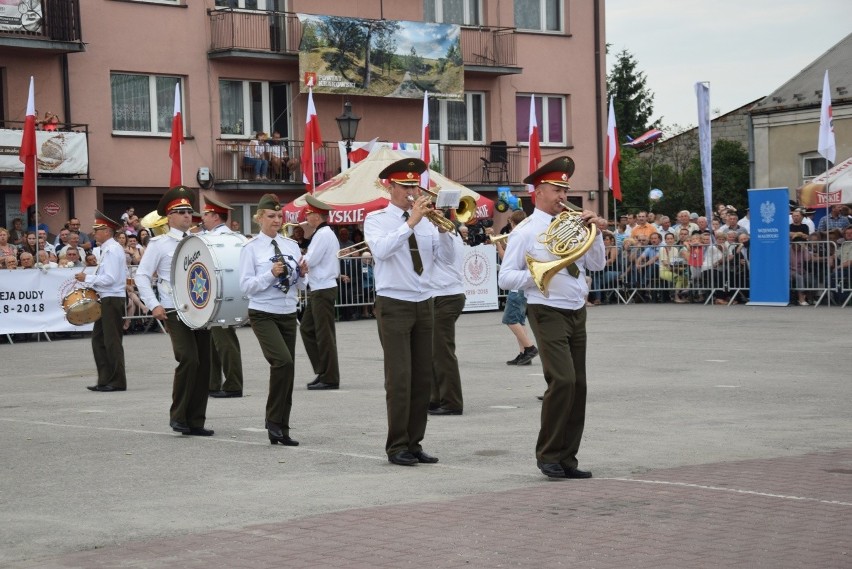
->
[[605, 0, 852, 131]]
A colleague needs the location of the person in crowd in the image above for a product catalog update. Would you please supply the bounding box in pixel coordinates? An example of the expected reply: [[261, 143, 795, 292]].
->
[[700, 231, 729, 304], [36, 250, 59, 269], [124, 233, 143, 265], [54, 228, 71, 253], [37, 229, 55, 256], [138, 228, 151, 248], [589, 231, 620, 305], [41, 111, 60, 131], [120, 207, 135, 226], [84, 252, 98, 268], [230, 220, 241, 234], [672, 210, 698, 235], [300, 195, 342, 391], [721, 211, 744, 236], [360, 251, 375, 318], [498, 156, 605, 480], [244, 131, 270, 180], [239, 193, 305, 446], [493, 210, 538, 365], [657, 215, 675, 237], [337, 244, 362, 321], [59, 246, 84, 268], [77, 212, 128, 392], [0, 227, 16, 259], [658, 232, 688, 302], [364, 158, 455, 467], [614, 214, 629, 250], [629, 211, 658, 241], [66, 218, 93, 251], [202, 196, 245, 399], [136, 186, 214, 436], [337, 227, 355, 250], [267, 131, 297, 181], [428, 218, 467, 416], [818, 205, 850, 233], [676, 227, 691, 245], [291, 225, 310, 254], [832, 225, 852, 304], [18, 251, 35, 269], [8, 217, 24, 247], [3, 254, 18, 269], [729, 232, 750, 298], [634, 232, 661, 297], [618, 237, 640, 286], [790, 234, 814, 306]]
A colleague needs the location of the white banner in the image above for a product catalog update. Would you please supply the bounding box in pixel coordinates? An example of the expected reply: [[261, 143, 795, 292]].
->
[[0, 269, 95, 334], [462, 244, 498, 312], [0, 129, 89, 175], [695, 82, 713, 224], [0, 1, 42, 32]]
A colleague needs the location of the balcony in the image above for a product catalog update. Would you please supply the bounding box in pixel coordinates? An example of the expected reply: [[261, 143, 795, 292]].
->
[[207, 9, 519, 74], [211, 140, 553, 192], [0, 122, 91, 187], [0, 0, 84, 53]]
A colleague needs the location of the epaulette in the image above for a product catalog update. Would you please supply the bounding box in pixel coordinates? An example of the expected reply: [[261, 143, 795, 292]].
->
[[150, 234, 167, 242], [513, 217, 533, 231], [281, 235, 297, 243], [365, 209, 386, 219]]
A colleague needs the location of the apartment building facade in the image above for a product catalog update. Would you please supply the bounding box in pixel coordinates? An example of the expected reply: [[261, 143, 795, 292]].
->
[[1, 0, 607, 233]]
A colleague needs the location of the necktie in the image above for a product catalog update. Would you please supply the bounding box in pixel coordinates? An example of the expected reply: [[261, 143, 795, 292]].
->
[[271, 238, 282, 257], [402, 212, 423, 275], [551, 216, 580, 278]]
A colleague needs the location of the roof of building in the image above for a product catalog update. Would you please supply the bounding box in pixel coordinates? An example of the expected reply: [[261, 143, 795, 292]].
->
[[750, 32, 852, 115]]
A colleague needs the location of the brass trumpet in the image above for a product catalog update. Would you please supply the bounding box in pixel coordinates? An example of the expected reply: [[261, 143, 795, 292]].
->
[[337, 241, 370, 258], [526, 201, 597, 296], [488, 233, 510, 244], [407, 188, 477, 234], [279, 222, 305, 238]]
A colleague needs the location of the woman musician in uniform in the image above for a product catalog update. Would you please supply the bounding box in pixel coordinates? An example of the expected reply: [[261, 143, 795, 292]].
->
[[239, 194, 307, 446]]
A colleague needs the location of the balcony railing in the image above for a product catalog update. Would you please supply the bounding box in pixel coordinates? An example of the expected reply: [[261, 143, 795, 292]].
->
[[207, 9, 517, 71], [212, 140, 561, 188], [0, 121, 90, 182], [0, 0, 83, 49]]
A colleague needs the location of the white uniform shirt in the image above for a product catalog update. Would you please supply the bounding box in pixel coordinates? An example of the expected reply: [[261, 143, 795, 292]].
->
[[206, 223, 232, 236], [498, 208, 605, 310], [303, 224, 340, 291], [239, 232, 304, 315], [364, 203, 456, 302], [428, 233, 466, 296], [83, 237, 127, 298], [135, 228, 185, 311]]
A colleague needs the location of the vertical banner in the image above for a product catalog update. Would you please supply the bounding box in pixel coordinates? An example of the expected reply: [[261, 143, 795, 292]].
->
[[695, 82, 713, 224], [747, 188, 790, 306], [462, 244, 498, 312]]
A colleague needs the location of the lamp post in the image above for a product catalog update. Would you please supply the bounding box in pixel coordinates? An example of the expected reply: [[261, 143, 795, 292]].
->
[[336, 99, 361, 169]]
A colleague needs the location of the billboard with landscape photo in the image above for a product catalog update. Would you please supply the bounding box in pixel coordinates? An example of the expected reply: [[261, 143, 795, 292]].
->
[[298, 14, 463, 99]]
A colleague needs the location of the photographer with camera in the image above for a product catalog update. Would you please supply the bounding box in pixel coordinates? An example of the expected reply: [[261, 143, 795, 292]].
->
[[465, 218, 494, 247]]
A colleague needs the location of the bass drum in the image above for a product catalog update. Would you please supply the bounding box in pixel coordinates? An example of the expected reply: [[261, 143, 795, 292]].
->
[[62, 287, 101, 326], [170, 233, 249, 329]]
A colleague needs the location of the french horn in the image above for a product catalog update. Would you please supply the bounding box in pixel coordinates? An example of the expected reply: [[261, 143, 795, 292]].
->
[[140, 209, 169, 236], [525, 201, 597, 296]]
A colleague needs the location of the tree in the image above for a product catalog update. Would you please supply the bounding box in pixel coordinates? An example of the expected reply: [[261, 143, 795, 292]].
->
[[359, 19, 400, 89], [607, 49, 658, 141]]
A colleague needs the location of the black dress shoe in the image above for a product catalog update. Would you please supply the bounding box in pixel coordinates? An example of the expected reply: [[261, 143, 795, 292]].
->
[[86, 385, 100, 391], [170, 420, 191, 434], [388, 451, 418, 466], [210, 390, 242, 398], [427, 401, 441, 411], [537, 462, 567, 478], [307, 382, 339, 390], [564, 466, 593, 479], [412, 450, 439, 464], [536, 395, 544, 401], [269, 433, 299, 446], [184, 427, 214, 436], [97, 385, 126, 392], [428, 406, 462, 416], [306, 376, 321, 388]]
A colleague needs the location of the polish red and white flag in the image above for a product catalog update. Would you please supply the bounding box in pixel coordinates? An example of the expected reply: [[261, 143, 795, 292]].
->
[[19, 76, 37, 212], [169, 83, 184, 187], [527, 94, 542, 202]]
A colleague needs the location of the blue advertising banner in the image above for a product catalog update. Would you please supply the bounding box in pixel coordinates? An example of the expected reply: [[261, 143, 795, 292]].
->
[[747, 187, 790, 305]]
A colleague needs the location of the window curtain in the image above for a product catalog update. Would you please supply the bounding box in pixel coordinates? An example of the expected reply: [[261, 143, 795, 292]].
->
[[219, 80, 244, 135], [514, 0, 539, 30], [111, 74, 150, 132], [156, 77, 179, 134]]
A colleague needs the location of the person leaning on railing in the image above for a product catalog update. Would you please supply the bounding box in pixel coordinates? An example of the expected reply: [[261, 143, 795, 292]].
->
[[658, 232, 688, 303], [589, 231, 620, 305]]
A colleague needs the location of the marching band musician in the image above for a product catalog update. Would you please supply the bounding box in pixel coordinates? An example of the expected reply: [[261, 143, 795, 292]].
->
[[202, 196, 245, 398], [497, 157, 605, 479], [427, 219, 467, 416], [238, 194, 306, 446], [300, 194, 342, 391], [363, 158, 455, 467], [78, 211, 127, 392], [136, 186, 214, 436]]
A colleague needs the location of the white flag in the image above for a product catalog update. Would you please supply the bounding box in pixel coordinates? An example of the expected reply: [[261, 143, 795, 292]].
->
[[818, 70, 836, 164]]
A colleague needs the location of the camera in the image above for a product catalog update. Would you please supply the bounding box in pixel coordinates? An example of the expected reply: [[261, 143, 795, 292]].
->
[[466, 219, 493, 246]]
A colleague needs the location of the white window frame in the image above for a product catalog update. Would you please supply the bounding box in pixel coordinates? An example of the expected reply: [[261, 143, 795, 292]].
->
[[425, 0, 482, 26], [110, 73, 184, 136], [219, 79, 272, 139], [514, 0, 563, 33], [802, 152, 831, 182], [430, 92, 485, 144], [517, 94, 566, 146]]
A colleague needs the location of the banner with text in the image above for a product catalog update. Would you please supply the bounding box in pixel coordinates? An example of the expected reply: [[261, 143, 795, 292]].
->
[[1, 269, 95, 334], [462, 244, 498, 312], [0, 1, 42, 33], [747, 187, 790, 306], [0, 129, 89, 175]]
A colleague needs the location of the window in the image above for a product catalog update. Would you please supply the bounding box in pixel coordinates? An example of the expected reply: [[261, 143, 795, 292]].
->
[[428, 93, 484, 143], [111, 73, 183, 135], [802, 153, 831, 180], [514, 0, 562, 32], [424, 0, 481, 25], [219, 80, 290, 138], [515, 94, 566, 145]]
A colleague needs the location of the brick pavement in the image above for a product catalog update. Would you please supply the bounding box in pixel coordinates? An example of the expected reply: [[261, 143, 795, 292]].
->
[[10, 448, 851, 569]]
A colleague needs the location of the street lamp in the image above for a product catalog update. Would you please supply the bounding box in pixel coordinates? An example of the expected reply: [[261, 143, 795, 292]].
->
[[335, 99, 361, 168]]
